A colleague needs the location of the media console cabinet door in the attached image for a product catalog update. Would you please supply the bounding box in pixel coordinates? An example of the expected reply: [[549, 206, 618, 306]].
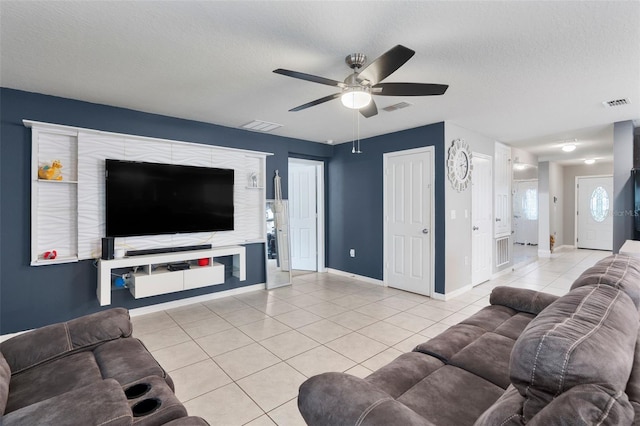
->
[[131, 271, 183, 298], [184, 263, 225, 290]]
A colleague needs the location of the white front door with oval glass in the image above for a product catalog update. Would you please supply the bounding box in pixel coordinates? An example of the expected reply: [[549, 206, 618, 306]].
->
[[577, 176, 613, 251]]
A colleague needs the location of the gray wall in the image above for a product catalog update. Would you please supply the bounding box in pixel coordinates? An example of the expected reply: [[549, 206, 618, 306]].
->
[[549, 162, 564, 246], [613, 120, 636, 253], [562, 162, 613, 245]]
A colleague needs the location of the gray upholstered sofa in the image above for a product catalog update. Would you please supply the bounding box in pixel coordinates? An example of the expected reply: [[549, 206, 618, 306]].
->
[[298, 254, 640, 425], [0, 308, 208, 426]]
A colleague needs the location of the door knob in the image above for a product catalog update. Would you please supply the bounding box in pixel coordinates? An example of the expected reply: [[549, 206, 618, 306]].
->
[[473, 226, 479, 231], [422, 229, 429, 234], [495, 218, 502, 222]]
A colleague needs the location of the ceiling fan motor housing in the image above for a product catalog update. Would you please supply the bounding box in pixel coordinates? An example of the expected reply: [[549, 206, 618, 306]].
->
[[345, 53, 367, 70]]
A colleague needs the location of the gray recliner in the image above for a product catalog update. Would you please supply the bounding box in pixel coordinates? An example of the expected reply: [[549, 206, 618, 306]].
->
[[0, 308, 209, 426]]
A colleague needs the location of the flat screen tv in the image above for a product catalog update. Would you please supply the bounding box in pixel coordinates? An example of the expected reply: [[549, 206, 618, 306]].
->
[[105, 159, 234, 237]]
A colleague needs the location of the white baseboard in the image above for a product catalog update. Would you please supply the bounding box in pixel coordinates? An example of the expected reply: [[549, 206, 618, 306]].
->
[[491, 267, 514, 279], [430, 283, 473, 301], [1, 283, 266, 342], [129, 283, 265, 317], [538, 249, 552, 258], [326, 268, 384, 286]]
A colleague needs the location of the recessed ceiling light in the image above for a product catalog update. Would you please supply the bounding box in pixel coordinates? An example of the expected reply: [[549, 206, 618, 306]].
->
[[562, 144, 576, 152], [585, 159, 596, 165]]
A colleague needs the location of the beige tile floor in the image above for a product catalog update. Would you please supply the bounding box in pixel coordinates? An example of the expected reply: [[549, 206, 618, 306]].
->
[[133, 248, 611, 426]]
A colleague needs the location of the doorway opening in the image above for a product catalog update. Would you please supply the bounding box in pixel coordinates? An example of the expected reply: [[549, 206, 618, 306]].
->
[[288, 158, 325, 272]]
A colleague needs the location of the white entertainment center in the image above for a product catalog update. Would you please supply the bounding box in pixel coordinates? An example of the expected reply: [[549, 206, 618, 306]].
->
[[97, 246, 245, 306], [26, 120, 270, 305]]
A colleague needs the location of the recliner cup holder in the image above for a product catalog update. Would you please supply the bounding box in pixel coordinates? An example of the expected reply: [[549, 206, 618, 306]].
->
[[132, 398, 161, 417], [125, 383, 151, 400]]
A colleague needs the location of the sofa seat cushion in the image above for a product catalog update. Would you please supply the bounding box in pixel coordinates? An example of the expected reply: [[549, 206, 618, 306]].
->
[[94, 337, 172, 389], [414, 324, 487, 362], [450, 332, 515, 389], [365, 352, 444, 399], [510, 284, 639, 421], [414, 305, 521, 363], [459, 305, 519, 331], [6, 351, 102, 413], [493, 312, 535, 340], [3, 378, 131, 426], [397, 365, 504, 426]]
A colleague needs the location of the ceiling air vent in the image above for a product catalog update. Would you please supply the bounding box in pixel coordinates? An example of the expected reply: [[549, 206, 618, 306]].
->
[[382, 102, 412, 112], [602, 98, 631, 108], [241, 120, 282, 133]]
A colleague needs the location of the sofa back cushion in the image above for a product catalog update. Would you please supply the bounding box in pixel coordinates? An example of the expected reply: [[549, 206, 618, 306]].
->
[[475, 384, 634, 426], [571, 254, 640, 308], [1, 308, 131, 374], [0, 351, 10, 416], [510, 284, 639, 421]]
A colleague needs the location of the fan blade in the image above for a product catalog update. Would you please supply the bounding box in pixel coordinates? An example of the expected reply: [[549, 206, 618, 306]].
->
[[274, 69, 345, 88], [289, 93, 342, 112], [357, 45, 415, 86], [360, 99, 378, 118], [372, 83, 448, 96]]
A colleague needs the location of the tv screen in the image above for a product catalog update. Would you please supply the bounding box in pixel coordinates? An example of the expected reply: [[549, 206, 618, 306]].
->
[[105, 159, 234, 237]]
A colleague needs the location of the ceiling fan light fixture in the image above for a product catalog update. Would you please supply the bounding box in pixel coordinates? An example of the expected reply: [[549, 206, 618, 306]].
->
[[341, 87, 372, 109]]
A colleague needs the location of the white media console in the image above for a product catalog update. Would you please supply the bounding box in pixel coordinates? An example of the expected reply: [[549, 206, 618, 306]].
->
[[97, 246, 246, 306]]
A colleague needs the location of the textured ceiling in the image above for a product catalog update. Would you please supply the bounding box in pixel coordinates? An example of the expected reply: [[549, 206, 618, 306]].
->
[[1, 1, 638, 163]]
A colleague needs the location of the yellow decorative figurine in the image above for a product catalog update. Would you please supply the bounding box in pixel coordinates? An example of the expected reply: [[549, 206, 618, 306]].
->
[[38, 160, 63, 180]]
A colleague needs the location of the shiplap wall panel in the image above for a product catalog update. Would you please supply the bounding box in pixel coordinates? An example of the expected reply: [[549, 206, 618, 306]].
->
[[38, 132, 78, 181], [77, 133, 126, 259], [75, 130, 265, 259], [31, 121, 268, 264], [36, 183, 77, 258]]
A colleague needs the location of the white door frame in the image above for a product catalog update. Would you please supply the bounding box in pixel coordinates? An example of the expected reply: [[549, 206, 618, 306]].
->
[[288, 158, 325, 272], [382, 146, 435, 296], [574, 174, 614, 248], [471, 152, 493, 286]]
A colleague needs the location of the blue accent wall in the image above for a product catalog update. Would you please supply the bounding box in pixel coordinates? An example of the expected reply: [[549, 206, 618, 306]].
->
[[0, 88, 332, 333], [327, 124, 446, 293], [1, 88, 447, 334]]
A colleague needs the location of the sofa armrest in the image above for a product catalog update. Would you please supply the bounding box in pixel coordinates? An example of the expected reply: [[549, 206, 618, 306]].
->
[[1, 308, 132, 374], [490, 286, 558, 315], [2, 378, 132, 426], [298, 372, 435, 426]]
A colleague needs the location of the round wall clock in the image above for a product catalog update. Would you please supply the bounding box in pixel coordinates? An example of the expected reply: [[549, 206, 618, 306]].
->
[[447, 139, 473, 192]]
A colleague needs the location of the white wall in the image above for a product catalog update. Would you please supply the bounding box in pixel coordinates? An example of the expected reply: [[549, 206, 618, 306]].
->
[[443, 122, 495, 294]]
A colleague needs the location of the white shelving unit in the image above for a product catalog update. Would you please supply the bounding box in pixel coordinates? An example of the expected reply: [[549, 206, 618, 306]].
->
[[97, 246, 246, 306], [29, 124, 79, 265]]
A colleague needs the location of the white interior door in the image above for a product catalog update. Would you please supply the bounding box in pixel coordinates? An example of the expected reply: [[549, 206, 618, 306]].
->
[[384, 147, 433, 296], [472, 153, 492, 286], [289, 161, 317, 271], [577, 176, 613, 250]]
